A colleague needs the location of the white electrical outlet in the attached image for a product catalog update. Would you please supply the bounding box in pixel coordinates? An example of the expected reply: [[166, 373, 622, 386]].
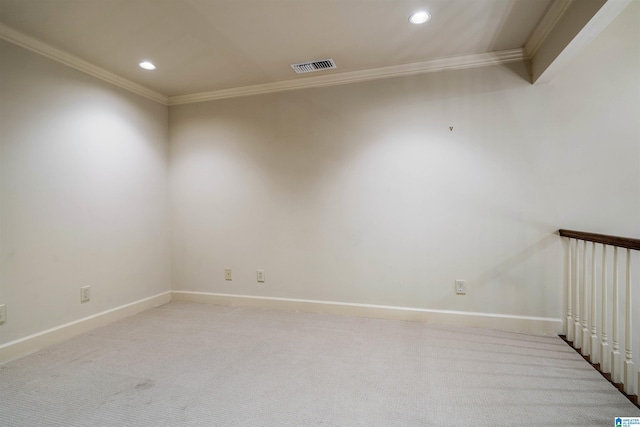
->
[[225, 269, 232, 281], [257, 270, 265, 283], [0, 304, 6, 324], [80, 286, 90, 303], [455, 280, 466, 295]]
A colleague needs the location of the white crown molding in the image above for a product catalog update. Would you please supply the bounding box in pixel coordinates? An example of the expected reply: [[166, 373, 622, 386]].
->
[[0, 22, 168, 105], [1, 20, 527, 108], [525, 0, 574, 58], [168, 48, 527, 106]]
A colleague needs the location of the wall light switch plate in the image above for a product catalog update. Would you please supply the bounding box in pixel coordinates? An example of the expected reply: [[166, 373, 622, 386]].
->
[[455, 280, 466, 295], [0, 304, 6, 324], [225, 269, 232, 281], [257, 270, 265, 283], [80, 286, 90, 303]]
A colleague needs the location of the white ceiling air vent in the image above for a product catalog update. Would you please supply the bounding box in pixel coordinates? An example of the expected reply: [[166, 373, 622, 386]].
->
[[290, 58, 337, 74]]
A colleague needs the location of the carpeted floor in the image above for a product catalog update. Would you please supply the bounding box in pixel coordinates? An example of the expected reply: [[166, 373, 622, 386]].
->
[[1, 301, 638, 426]]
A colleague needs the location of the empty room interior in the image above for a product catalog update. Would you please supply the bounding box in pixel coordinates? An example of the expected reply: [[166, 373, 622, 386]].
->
[[1, 0, 640, 425]]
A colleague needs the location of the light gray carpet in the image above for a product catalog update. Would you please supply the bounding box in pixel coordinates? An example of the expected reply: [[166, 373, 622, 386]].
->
[[1, 301, 638, 426]]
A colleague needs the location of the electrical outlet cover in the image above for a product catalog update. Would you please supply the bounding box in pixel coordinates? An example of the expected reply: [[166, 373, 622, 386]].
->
[[0, 304, 6, 323], [80, 286, 90, 303]]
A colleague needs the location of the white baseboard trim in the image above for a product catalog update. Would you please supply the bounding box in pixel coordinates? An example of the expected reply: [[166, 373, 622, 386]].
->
[[0, 290, 562, 364], [171, 291, 562, 335], [0, 291, 171, 364]]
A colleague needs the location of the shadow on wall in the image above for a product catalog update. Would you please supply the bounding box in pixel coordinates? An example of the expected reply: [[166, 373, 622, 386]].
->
[[226, 62, 535, 198], [435, 233, 561, 318], [471, 233, 558, 289]]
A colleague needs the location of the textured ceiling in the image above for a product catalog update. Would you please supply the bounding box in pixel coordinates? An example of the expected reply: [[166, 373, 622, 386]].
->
[[0, 0, 552, 97]]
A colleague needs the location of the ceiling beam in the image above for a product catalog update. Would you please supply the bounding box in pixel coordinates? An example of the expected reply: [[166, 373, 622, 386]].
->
[[528, 0, 632, 84]]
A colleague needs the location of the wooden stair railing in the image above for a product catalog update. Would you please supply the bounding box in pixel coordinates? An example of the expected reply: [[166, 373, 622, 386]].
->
[[559, 229, 639, 405]]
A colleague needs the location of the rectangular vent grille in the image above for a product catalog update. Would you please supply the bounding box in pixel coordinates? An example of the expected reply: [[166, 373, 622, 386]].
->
[[290, 58, 336, 74]]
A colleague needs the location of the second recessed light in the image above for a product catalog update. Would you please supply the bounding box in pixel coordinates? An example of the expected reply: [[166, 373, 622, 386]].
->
[[409, 10, 431, 24], [139, 61, 156, 70]]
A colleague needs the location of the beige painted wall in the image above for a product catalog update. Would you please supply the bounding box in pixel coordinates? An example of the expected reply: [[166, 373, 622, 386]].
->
[[169, 1, 639, 321], [169, 63, 562, 318], [0, 40, 171, 345]]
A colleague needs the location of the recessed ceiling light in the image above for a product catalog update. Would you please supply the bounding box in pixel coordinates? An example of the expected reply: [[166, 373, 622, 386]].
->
[[409, 10, 431, 24], [139, 61, 156, 70]]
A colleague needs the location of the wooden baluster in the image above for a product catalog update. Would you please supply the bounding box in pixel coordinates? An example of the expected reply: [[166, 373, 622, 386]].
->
[[590, 242, 598, 363], [623, 249, 634, 394], [600, 245, 610, 374], [582, 240, 590, 356], [566, 238, 574, 342], [611, 246, 621, 384], [574, 238, 582, 349]]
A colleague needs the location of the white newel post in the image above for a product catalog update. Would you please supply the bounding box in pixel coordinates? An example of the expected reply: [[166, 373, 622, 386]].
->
[[623, 249, 634, 394], [601, 245, 610, 374], [582, 240, 590, 356], [611, 246, 621, 384], [590, 242, 598, 364], [567, 238, 574, 341]]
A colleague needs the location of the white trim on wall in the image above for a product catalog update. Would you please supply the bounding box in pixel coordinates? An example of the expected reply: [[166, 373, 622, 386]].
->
[[167, 48, 527, 105], [171, 291, 562, 335], [0, 289, 563, 364], [0, 22, 169, 105], [0, 292, 171, 365], [0, 22, 528, 106]]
